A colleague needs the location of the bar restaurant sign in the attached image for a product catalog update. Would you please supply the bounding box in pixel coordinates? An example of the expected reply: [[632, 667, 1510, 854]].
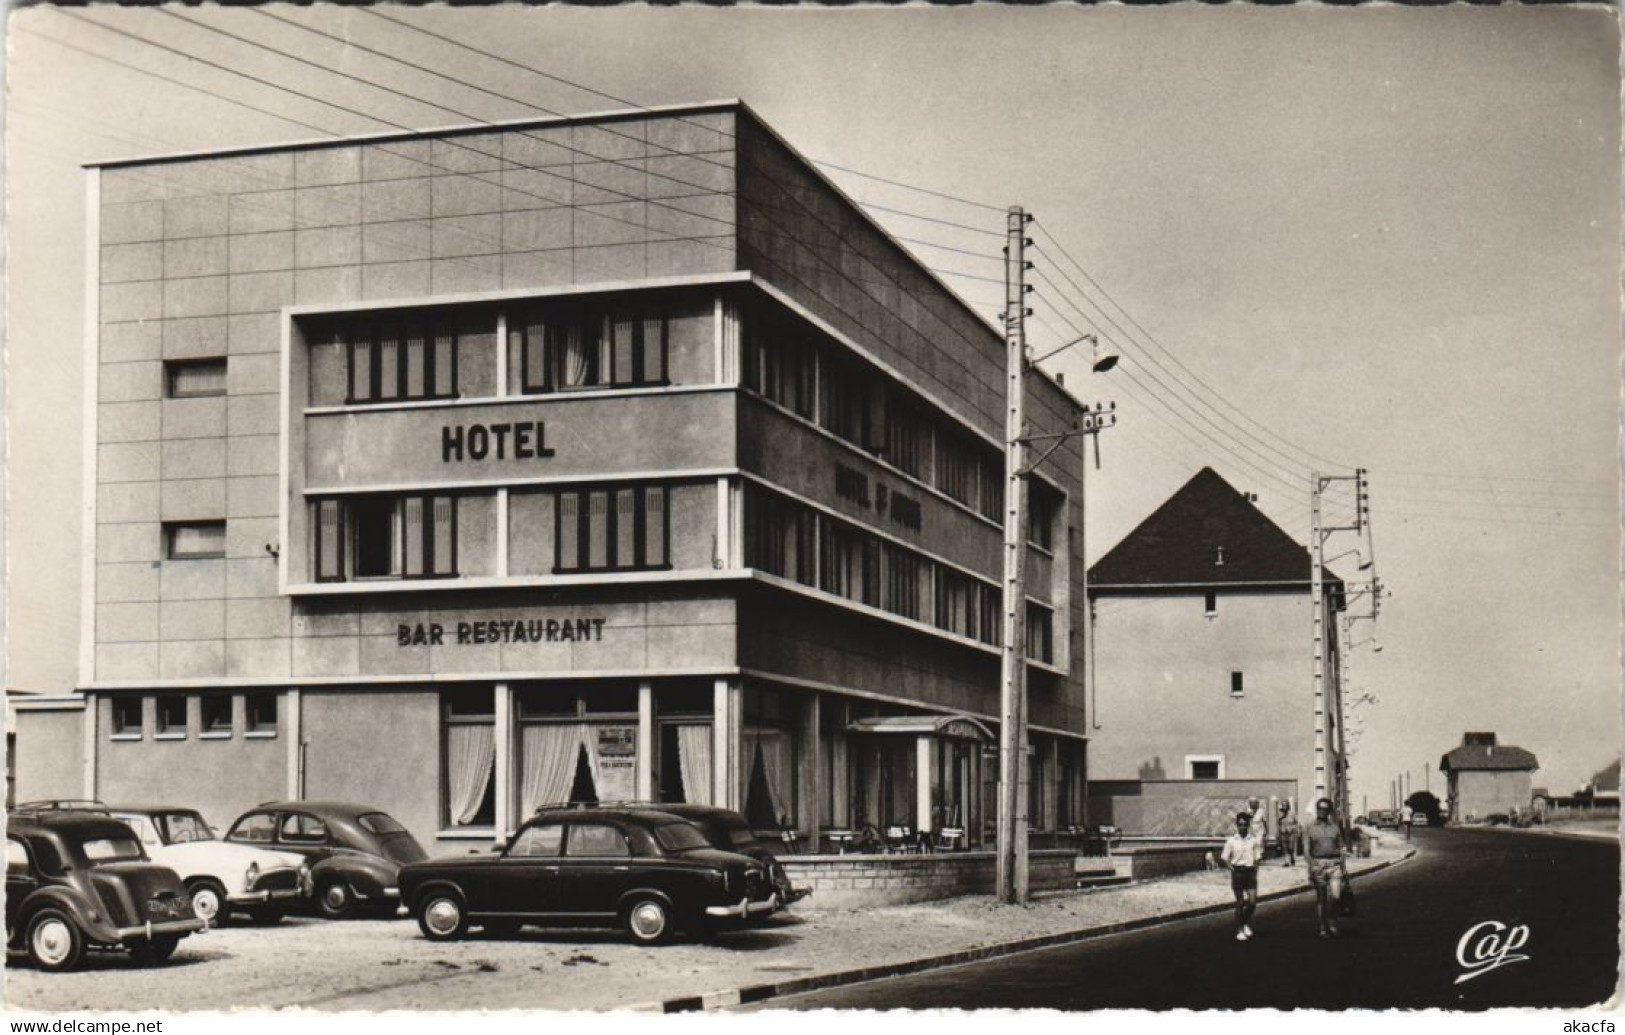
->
[[397, 616, 606, 646]]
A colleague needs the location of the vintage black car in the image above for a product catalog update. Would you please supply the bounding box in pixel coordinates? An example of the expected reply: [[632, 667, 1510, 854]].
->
[[400, 805, 779, 944], [6, 810, 206, 971], [224, 801, 426, 919], [635, 803, 809, 907]]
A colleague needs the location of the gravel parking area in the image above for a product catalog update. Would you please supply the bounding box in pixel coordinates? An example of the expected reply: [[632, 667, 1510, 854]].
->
[[5, 839, 1409, 1013]]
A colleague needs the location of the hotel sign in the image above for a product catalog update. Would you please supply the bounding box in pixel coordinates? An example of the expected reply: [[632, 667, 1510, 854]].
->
[[441, 421, 555, 463], [835, 463, 923, 532], [397, 617, 607, 646]]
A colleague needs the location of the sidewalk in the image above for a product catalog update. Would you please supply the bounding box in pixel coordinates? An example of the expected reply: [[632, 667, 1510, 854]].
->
[[640, 837, 1414, 1012]]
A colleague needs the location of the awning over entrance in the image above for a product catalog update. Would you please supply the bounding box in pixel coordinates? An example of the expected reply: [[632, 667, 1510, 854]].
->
[[846, 714, 994, 742]]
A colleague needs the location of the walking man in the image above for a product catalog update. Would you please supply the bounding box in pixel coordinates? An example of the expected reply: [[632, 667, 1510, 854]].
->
[[1220, 809, 1265, 941], [1277, 800, 1300, 866], [1304, 797, 1348, 938], [1401, 803, 1414, 840]]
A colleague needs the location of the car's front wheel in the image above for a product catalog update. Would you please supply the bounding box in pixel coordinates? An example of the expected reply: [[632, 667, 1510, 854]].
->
[[316, 879, 356, 920], [187, 879, 229, 928], [417, 893, 469, 942], [623, 896, 672, 945], [128, 936, 179, 966], [26, 909, 84, 972]]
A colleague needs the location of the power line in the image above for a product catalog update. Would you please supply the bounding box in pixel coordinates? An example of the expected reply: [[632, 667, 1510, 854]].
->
[[54, 11, 737, 262], [810, 158, 1006, 214], [859, 202, 1005, 238], [1031, 219, 1357, 476]]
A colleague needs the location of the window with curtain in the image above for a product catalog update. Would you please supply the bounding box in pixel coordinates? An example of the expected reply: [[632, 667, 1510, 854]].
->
[[313, 494, 458, 582], [674, 724, 714, 806], [347, 318, 457, 403], [744, 730, 796, 830], [553, 485, 669, 573], [518, 301, 669, 393], [518, 723, 588, 815], [443, 690, 495, 829]]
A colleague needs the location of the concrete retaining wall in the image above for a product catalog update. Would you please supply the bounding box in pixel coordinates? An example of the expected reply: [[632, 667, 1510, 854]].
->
[[783, 850, 1077, 910]]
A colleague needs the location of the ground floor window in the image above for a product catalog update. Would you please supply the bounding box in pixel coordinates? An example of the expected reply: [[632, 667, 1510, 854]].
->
[[443, 689, 495, 829], [659, 722, 714, 806]]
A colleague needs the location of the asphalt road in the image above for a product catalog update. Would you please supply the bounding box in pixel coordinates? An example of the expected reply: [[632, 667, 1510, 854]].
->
[[760, 827, 1620, 1010]]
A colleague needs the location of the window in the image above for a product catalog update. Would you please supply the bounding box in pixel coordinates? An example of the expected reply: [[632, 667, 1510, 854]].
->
[[1026, 603, 1055, 665], [165, 358, 226, 399], [1188, 757, 1223, 781], [6, 839, 29, 877], [228, 813, 276, 844], [82, 838, 144, 862], [883, 546, 924, 622], [160, 813, 213, 844], [820, 353, 872, 449], [518, 301, 668, 393], [111, 696, 143, 739], [554, 485, 669, 573], [508, 823, 564, 858], [314, 494, 457, 582], [347, 318, 457, 403], [744, 487, 816, 586], [1028, 487, 1056, 551], [883, 392, 933, 480], [1230, 671, 1245, 698], [280, 814, 329, 844], [201, 696, 232, 737], [565, 823, 630, 858], [1204, 590, 1218, 617], [245, 693, 278, 736], [165, 521, 226, 560], [155, 695, 187, 738], [742, 305, 816, 419], [444, 690, 496, 829]]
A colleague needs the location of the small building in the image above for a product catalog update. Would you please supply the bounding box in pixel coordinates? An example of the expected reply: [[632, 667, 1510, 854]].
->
[[1085, 467, 1346, 835], [1439, 732, 1539, 823]]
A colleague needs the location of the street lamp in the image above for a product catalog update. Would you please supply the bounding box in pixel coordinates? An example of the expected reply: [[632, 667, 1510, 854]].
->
[[1029, 332, 1120, 373]]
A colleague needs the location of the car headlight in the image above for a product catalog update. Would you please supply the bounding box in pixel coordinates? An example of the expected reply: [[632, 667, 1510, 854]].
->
[[245, 861, 260, 888]]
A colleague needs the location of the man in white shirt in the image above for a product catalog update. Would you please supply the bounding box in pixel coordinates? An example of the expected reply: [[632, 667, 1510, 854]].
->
[[1220, 808, 1266, 941]]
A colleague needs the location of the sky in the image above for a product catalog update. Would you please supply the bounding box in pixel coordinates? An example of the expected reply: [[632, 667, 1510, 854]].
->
[[5, 5, 1619, 811]]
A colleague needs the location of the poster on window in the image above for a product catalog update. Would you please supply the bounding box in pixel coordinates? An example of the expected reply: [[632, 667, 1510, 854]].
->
[[595, 725, 637, 801]]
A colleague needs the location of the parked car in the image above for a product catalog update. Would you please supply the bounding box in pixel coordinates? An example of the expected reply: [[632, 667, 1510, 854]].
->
[[109, 806, 309, 926], [620, 803, 809, 908], [400, 805, 779, 945], [223, 801, 426, 919], [6, 809, 206, 971], [1369, 809, 1399, 829]]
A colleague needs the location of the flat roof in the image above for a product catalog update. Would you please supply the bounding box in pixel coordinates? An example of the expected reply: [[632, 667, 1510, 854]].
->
[[83, 97, 745, 170]]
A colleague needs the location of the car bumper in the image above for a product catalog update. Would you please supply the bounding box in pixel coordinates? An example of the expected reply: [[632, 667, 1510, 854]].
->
[[115, 918, 208, 940], [228, 888, 306, 905], [706, 893, 780, 918]]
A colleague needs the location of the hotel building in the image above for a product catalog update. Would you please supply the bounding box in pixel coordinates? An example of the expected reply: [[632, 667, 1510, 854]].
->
[[14, 101, 1092, 854]]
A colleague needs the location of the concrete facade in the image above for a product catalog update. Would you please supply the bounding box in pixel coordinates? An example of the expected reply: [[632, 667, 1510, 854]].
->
[[1448, 770, 1535, 823], [19, 102, 1091, 857], [1087, 590, 1339, 817]]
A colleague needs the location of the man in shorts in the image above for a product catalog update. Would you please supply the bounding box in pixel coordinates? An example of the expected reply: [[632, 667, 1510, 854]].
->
[[1276, 800, 1300, 866], [1220, 808, 1265, 940], [1304, 797, 1347, 938]]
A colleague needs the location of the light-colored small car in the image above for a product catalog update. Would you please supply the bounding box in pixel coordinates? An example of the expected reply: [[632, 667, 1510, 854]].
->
[[110, 807, 308, 926]]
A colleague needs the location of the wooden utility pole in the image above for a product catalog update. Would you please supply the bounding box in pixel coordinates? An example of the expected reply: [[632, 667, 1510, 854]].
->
[[996, 205, 1031, 905]]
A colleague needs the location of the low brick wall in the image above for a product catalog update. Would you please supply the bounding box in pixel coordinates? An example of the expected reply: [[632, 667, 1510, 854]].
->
[[783, 850, 1077, 910], [1113, 842, 1219, 880]]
